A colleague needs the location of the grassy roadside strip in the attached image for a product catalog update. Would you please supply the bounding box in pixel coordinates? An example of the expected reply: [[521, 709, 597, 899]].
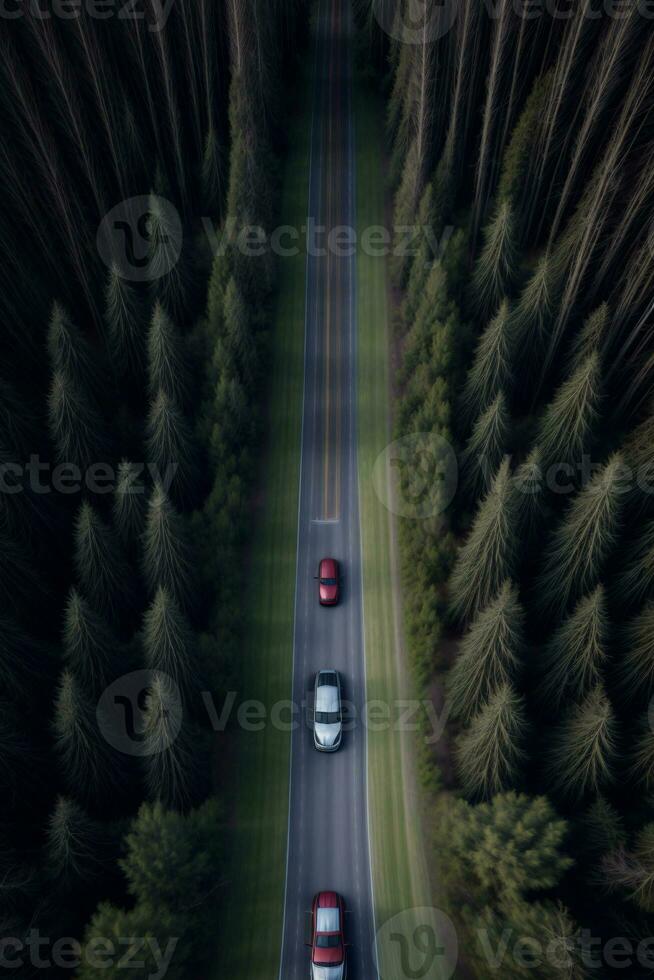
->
[[355, 82, 438, 975], [212, 81, 312, 980]]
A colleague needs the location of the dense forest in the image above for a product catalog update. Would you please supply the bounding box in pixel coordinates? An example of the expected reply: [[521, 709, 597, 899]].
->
[[358, 0, 654, 974], [0, 2, 305, 976]]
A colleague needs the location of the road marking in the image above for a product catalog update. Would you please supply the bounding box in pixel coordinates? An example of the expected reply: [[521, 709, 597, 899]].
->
[[311, 518, 340, 525]]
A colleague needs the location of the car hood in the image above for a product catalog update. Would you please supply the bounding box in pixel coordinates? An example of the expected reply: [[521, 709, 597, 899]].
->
[[311, 964, 345, 980], [314, 722, 341, 747]]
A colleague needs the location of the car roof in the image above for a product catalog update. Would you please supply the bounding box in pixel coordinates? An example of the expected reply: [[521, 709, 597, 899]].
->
[[315, 680, 340, 713], [316, 907, 340, 934]]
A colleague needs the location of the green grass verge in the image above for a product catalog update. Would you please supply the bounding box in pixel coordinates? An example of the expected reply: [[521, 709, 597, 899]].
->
[[212, 89, 311, 980], [355, 82, 444, 976]]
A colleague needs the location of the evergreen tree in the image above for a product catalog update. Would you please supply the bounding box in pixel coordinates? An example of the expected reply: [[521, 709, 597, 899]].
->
[[456, 683, 527, 799], [63, 589, 117, 697], [461, 392, 511, 499], [450, 459, 518, 622], [148, 194, 189, 320], [74, 502, 133, 622], [448, 581, 524, 722], [222, 276, 257, 385], [120, 798, 223, 908], [142, 587, 197, 700], [145, 390, 199, 508], [618, 602, 654, 705], [142, 485, 195, 611], [567, 303, 609, 372], [445, 792, 571, 900], [603, 825, 654, 913], [148, 302, 190, 408], [142, 673, 197, 810], [511, 449, 547, 544], [471, 201, 518, 317], [113, 460, 147, 551], [462, 299, 514, 420], [510, 254, 558, 394], [48, 302, 99, 392], [104, 265, 144, 377], [46, 796, 109, 890], [546, 685, 616, 801], [630, 720, 654, 796], [613, 520, 654, 611], [539, 586, 609, 711], [536, 455, 625, 617], [536, 351, 602, 470], [53, 670, 123, 806], [47, 370, 106, 472], [80, 903, 189, 980]]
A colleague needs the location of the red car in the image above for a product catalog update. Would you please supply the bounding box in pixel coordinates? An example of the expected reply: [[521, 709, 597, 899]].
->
[[309, 891, 347, 980], [317, 558, 340, 606]]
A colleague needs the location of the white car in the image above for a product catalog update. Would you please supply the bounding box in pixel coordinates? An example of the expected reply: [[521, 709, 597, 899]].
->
[[313, 671, 343, 752]]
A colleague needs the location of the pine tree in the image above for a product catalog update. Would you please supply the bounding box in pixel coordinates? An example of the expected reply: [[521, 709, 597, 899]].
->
[[578, 795, 624, 860], [74, 502, 133, 622], [53, 670, 123, 806], [450, 459, 518, 622], [444, 792, 571, 901], [448, 581, 524, 722], [120, 798, 222, 908], [536, 351, 602, 470], [63, 589, 117, 697], [567, 304, 609, 372], [113, 460, 147, 551], [470, 201, 518, 317], [104, 265, 144, 377], [222, 276, 256, 385], [145, 390, 199, 508], [80, 903, 189, 980], [510, 254, 559, 394], [629, 720, 654, 795], [148, 194, 189, 320], [603, 824, 654, 913], [142, 484, 194, 610], [461, 392, 511, 499], [46, 796, 108, 889], [462, 299, 514, 419], [511, 448, 547, 544], [142, 587, 196, 699], [148, 302, 190, 408], [456, 683, 527, 799], [47, 370, 106, 472], [539, 586, 609, 710], [48, 302, 99, 392], [536, 455, 625, 617], [613, 521, 654, 611], [546, 685, 616, 801], [142, 673, 197, 810], [497, 71, 555, 215], [618, 602, 654, 705]]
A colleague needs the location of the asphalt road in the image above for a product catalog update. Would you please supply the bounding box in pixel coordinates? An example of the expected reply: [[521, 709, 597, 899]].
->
[[278, 1, 378, 978]]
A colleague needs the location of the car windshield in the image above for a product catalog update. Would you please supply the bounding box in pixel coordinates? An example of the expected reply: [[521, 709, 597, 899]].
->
[[315, 711, 341, 724], [321, 577, 337, 585], [316, 935, 340, 948]]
